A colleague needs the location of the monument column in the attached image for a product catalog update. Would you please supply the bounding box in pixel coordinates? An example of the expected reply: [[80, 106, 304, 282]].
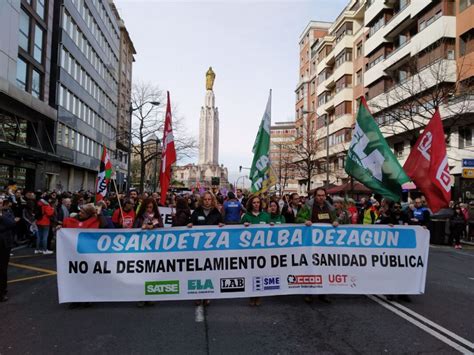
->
[[198, 67, 219, 166]]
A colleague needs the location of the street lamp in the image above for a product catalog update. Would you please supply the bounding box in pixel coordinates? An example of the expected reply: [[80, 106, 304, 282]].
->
[[126, 100, 161, 192], [235, 175, 248, 191], [302, 109, 330, 190]]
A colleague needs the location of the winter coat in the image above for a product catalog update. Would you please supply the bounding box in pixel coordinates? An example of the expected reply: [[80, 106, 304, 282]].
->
[[0, 208, 16, 248], [36, 200, 55, 226], [172, 209, 191, 227], [191, 207, 223, 226]]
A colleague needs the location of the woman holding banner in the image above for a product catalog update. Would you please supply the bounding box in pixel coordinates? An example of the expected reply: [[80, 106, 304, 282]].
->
[[242, 195, 271, 306], [133, 198, 164, 230], [268, 199, 285, 225], [188, 191, 224, 306]]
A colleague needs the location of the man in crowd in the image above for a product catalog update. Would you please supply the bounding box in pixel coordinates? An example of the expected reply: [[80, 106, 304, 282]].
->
[[297, 187, 337, 304], [281, 193, 301, 223], [410, 197, 431, 227], [0, 197, 18, 302]]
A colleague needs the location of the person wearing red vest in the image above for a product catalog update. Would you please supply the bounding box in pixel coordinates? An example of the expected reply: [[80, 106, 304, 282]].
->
[[63, 204, 107, 229], [36, 199, 55, 254]]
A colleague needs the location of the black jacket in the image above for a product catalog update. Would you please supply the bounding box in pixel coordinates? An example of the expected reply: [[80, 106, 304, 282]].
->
[[191, 207, 223, 226], [0, 209, 16, 248]]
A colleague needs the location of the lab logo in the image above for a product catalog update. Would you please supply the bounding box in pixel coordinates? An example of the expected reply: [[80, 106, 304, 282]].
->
[[253, 276, 281, 291], [287, 275, 322, 288], [145, 280, 179, 295], [220, 278, 245, 293], [188, 279, 215, 294]]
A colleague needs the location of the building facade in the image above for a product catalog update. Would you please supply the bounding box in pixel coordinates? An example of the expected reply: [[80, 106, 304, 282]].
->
[[312, 0, 365, 191], [50, 0, 121, 192], [270, 121, 298, 194], [297, 0, 473, 200], [110, 2, 136, 191], [364, 0, 474, 200], [295, 21, 331, 194], [0, 0, 61, 190]]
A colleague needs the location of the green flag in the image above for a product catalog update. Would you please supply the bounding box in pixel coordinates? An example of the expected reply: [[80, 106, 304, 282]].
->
[[250, 90, 277, 194], [345, 97, 409, 201]]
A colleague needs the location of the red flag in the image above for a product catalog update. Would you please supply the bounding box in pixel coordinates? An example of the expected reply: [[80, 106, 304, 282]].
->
[[96, 145, 112, 202], [159, 91, 177, 205], [403, 109, 451, 212]]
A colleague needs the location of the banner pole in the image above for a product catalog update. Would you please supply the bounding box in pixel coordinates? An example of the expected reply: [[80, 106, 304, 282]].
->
[[112, 178, 125, 226]]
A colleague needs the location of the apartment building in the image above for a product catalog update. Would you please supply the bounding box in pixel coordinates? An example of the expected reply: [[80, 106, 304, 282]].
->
[[50, 0, 121, 191], [110, 2, 136, 191], [311, 0, 365, 190], [295, 21, 331, 194], [0, 0, 61, 190], [364, 0, 474, 199], [270, 121, 298, 194]]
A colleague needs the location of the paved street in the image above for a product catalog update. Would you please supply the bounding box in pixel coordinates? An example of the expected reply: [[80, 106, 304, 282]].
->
[[1, 245, 473, 354]]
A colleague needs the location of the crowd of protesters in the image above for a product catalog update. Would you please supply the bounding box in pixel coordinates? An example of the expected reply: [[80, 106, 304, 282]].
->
[[1, 179, 474, 304]]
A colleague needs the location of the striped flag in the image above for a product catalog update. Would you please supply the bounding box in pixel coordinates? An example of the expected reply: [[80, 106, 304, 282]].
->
[[96, 145, 112, 201]]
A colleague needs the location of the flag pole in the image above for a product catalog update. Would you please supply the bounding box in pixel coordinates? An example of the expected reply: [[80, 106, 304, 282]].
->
[[112, 178, 125, 227]]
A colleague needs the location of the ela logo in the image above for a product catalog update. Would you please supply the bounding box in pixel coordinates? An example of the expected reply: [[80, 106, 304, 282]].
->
[[253, 276, 281, 291], [220, 278, 245, 293], [145, 280, 179, 295], [188, 279, 214, 294]]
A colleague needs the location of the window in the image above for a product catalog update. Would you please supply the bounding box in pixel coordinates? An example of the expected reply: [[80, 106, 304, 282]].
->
[[19, 9, 30, 51], [356, 42, 362, 58], [16, 57, 28, 90], [31, 69, 41, 98], [459, 126, 473, 148], [460, 0, 473, 12], [36, 0, 45, 19], [356, 70, 362, 85], [394, 142, 404, 157], [33, 24, 43, 63], [447, 50, 455, 60]]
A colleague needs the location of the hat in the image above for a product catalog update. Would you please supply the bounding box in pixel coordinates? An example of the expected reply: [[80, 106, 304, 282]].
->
[[80, 203, 97, 217]]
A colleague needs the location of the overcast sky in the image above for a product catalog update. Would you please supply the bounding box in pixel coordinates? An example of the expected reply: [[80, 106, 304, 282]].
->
[[115, 0, 347, 185]]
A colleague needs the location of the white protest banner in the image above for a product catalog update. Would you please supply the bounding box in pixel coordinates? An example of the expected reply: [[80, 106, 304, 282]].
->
[[159, 207, 174, 227], [56, 224, 430, 303]]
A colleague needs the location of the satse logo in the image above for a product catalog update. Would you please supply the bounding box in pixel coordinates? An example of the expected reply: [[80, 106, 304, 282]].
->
[[145, 280, 179, 295], [253, 276, 281, 291], [220, 278, 245, 293]]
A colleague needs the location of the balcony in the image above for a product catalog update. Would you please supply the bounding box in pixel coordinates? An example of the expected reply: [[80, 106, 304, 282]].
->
[[411, 16, 456, 56], [384, 39, 411, 70], [367, 59, 457, 113], [365, 1, 390, 27]]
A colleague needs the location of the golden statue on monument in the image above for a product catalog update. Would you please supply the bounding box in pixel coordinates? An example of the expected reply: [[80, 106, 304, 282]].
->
[[206, 67, 216, 90]]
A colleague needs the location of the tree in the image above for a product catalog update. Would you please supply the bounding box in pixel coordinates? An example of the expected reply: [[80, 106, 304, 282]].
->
[[369, 39, 474, 148], [274, 141, 296, 195], [287, 117, 319, 194], [131, 82, 197, 192]]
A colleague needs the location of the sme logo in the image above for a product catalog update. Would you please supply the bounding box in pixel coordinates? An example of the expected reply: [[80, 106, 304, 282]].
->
[[145, 280, 179, 295], [287, 275, 322, 287], [253, 276, 281, 291]]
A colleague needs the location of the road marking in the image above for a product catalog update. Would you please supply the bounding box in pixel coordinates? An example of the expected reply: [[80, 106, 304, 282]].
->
[[9, 262, 57, 275], [368, 295, 474, 354], [10, 254, 44, 260], [8, 273, 56, 284], [195, 305, 205, 322]]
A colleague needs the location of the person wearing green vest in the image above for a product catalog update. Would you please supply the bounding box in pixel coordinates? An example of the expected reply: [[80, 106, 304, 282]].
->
[[268, 199, 285, 224], [241, 195, 271, 225], [241, 195, 270, 306]]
